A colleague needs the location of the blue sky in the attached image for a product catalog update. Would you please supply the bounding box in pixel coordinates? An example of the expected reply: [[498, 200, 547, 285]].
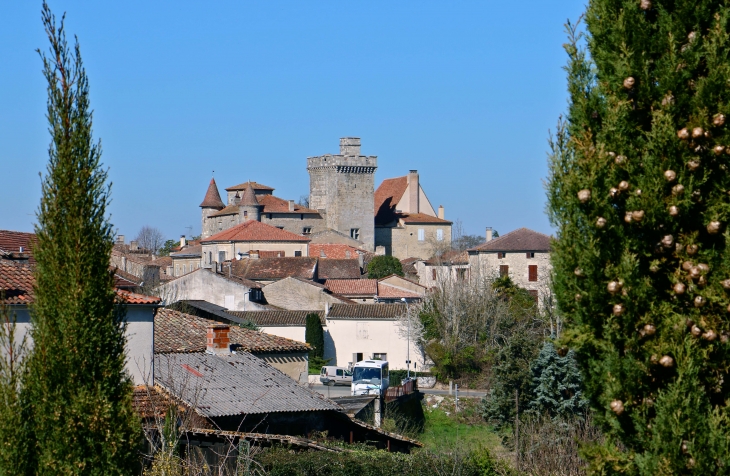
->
[[0, 1, 585, 241]]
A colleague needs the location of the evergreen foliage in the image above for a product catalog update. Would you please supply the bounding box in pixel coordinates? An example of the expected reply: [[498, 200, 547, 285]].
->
[[366, 255, 404, 279], [528, 342, 588, 419], [21, 4, 141, 473], [305, 312, 328, 371], [546, 1, 730, 472]]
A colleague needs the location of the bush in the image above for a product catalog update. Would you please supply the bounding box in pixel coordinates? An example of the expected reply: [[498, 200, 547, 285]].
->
[[366, 255, 403, 279]]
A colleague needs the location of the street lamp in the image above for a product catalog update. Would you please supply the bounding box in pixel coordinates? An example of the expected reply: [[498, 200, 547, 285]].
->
[[402, 297, 410, 380]]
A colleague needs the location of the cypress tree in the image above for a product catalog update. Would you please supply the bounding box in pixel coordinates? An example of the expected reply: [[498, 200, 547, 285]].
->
[[305, 313, 328, 370], [22, 4, 140, 473], [547, 1, 730, 472]]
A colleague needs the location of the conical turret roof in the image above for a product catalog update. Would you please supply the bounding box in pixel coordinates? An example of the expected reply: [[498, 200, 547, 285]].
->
[[239, 182, 260, 207], [199, 178, 225, 209]]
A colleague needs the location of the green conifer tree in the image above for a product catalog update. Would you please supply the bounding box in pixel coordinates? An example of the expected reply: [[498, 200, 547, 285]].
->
[[547, 1, 730, 472], [305, 313, 328, 371], [22, 4, 140, 474], [528, 342, 587, 419]]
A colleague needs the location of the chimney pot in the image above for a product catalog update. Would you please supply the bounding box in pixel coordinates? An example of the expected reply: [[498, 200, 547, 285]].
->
[[206, 324, 231, 355], [486, 227, 493, 242], [340, 137, 361, 156]]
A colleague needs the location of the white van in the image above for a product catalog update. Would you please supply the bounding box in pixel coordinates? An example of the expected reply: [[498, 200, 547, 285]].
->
[[319, 366, 353, 386]]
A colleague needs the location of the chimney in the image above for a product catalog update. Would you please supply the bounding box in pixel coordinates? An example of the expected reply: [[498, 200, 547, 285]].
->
[[408, 170, 419, 213], [324, 302, 330, 317], [340, 137, 361, 156], [130, 240, 139, 251], [180, 235, 186, 248], [438, 205, 444, 219], [116, 235, 125, 245], [288, 200, 295, 212], [486, 227, 493, 242], [206, 324, 231, 355]]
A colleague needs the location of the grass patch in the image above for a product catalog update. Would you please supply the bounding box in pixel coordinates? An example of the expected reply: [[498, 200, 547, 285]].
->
[[419, 396, 503, 453]]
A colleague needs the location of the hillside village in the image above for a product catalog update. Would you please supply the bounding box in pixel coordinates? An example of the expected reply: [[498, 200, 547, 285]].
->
[[0, 136, 552, 462]]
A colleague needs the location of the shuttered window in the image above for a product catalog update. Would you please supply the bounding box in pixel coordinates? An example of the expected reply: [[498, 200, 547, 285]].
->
[[418, 229, 425, 241], [529, 265, 538, 282], [500, 265, 509, 277], [498, 252, 506, 259]]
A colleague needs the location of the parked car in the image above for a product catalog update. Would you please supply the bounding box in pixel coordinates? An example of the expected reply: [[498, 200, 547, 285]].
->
[[320, 366, 352, 386]]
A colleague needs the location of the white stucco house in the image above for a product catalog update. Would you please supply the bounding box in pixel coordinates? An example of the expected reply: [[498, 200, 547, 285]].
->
[[0, 263, 160, 385]]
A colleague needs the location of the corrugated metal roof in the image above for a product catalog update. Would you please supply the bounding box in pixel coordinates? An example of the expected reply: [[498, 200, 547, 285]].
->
[[155, 352, 341, 417]]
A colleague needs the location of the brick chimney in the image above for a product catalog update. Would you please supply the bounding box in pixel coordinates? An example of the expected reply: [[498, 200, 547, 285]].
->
[[206, 324, 231, 355], [408, 170, 419, 213], [486, 227, 493, 242], [340, 137, 361, 156]]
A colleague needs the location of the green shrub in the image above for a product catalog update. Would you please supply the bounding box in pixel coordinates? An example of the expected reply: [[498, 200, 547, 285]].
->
[[366, 256, 403, 279]]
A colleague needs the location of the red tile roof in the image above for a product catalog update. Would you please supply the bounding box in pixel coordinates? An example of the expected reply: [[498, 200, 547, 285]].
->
[[225, 181, 274, 192], [200, 178, 225, 209], [201, 220, 310, 243], [324, 279, 378, 296], [155, 308, 309, 353], [374, 176, 408, 225], [470, 228, 552, 252], [0, 264, 35, 304], [227, 310, 325, 327], [317, 259, 362, 280], [309, 243, 364, 259], [425, 250, 469, 265], [239, 182, 261, 206], [0, 230, 38, 263], [209, 204, 239, 217], [258, 195, 320, 214], [398, 213, 452, 224], [232, 257, 317, 281], [377, 283, 422, 299], [0, 264, 160, 305]]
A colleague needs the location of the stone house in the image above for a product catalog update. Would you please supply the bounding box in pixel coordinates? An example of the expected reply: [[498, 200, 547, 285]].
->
[[154, 267, 268, 311], [200, 219, 310, 266], [467, 227, 552, 301], [170, 236, 203, 277], [323, 277, 424, 304], [415, 250, 470, 288], [154, 308, 311, 381], [374, 170, 452, 259], [231, 257, 318, 285], [0, 263, 160, 385], [259, 276, 352, 311]]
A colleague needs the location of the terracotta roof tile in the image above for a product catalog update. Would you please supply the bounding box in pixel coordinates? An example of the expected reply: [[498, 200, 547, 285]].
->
[[225, 181, 275, 192], [209, 204, 239, 217], [425, 250, 469, 265], [201, 220, 310, 243], [170, 244, 202, 258], [232, 257, 317, 281], [374, 176, 408, 225], [324, 279, 378, 296], [327, 304, 407, 319], [0, 230, 37, 263], [470, 228, 552, 252], [116, 289, 162, 305], [309, 244, 365, 259], [200, 178, 225, 209], [227, 310, 325, 327], [0, 263, 35, 304], [155, 308, 309, 353], [377, 283, 422, 299], [317, 259, 362, 280], [258, 195, 320, 214]]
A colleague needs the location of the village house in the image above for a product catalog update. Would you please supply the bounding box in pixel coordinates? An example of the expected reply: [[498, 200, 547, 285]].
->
[[154, 308, 311, 381], [231, 256, 318, 285], [323, 276, 425, 304], [414, 250, 470, 288], [0, 262, 160, 385], [169, 235, 203, 277], [467, 227, 552, 301], [374, 170, 452, 259], [258, 276, 352, 311]]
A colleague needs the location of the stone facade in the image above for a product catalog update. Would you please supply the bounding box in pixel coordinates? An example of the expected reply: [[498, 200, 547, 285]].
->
[[307, 138, 377, 251], [375, 221, 451, 260], [261, 277, 347, 310]]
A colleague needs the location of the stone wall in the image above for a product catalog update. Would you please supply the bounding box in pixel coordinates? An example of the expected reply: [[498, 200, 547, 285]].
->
[[172, 256, 202, 277], [260, 213, 326, 236], [201, 241, 309, 263], [262, 277, 344, 310], [383, 222, 452, 260], [468, 250, 552, 302], [155, 268, 268, 311]]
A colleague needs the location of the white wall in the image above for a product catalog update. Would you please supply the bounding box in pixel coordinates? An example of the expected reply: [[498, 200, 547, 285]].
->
[[324, 318, 421, 370], [5, 304, 154, 386], [259, 325, 306, 343], [156, 269, 268, 311]]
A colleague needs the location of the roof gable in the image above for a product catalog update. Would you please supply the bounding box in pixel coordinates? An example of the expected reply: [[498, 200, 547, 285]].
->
[[374, 176, 408, 225], [470, 228, 552, 252]]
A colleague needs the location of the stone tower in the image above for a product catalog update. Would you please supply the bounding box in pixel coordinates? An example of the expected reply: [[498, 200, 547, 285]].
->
[[200, 178, 225, 238], [237, 182, 262, 222], [307, 138, 377, 250]]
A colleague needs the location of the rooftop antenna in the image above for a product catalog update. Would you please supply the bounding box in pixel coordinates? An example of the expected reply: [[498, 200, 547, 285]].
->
[[185, 225, 193, 236]]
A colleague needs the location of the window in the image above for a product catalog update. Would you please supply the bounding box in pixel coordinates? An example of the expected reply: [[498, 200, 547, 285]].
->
[[418, 228, 425, 241], [529, 290, 539, 303], [436, 229, 444, 241], [218, 221, 222, 231], [350, 228, 360, 240], [294, 251, 302, 257], [529, 265, 538, 282], [302, 227, 312, 235], [500, 265, 509, 277], [183, 265, 186, 274], [243, 210, 248, 219], [498, 252, 506, 259], [218, 251, 226, 263], [526, 252, 535, 258], [373, 353, 387, 361], [432, 269, 437, 280], [208, 252, 212, 264], [457, 268, 467, 281]]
